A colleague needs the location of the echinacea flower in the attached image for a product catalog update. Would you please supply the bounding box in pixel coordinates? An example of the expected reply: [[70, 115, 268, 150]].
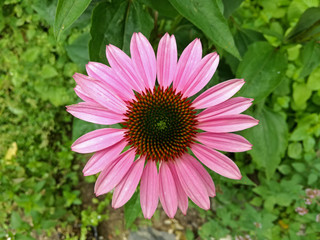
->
[[67, 32, 258, 219]]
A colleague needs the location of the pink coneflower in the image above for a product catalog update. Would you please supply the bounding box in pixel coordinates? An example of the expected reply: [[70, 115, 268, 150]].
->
[[67, 32, 258, 219]]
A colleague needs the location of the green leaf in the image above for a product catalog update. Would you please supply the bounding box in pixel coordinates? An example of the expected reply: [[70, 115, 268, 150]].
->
[[292, 82, 312, 109], [89, 0, 153, 63], [300, 41, 320, 78], [66, 32, 90, 68], [308, 173, 318, 185], [242, 107, 288, 179], [285, 7, 320, 42], [199, 220, 229, 239], [32, 0, 57, 26], [221, 0, 243, 18], [168, 0, 241, 59], [307, 66, 320, 90], [236, 42, 287, 102], [141, 0, 178, 18], [292, 162, 306, 173], [288, 142, 302, 159], [124, 191, 141, 228], [54, 0, 92, 40], [10, 211, 23, 229]]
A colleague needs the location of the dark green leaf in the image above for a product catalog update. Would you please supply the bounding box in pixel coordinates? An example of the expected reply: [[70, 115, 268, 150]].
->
[[168, 0, 241, 59], [124, 191, 141, 228], [89, 0, 153, 63], [285, 7, 320, 42], [242, 107, 288, 179], [236, 42, 287, 102], [142, 0, 178, 18], [54, 0, 92, 40], [221, 0, 243, 18], [66, 32, 90, 68], [224, 28, 264, 74], [32, 0, 57, 26], [300, 41, 320, 78]]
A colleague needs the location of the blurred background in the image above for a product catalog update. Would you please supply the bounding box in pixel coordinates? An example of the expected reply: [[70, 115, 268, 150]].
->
[[0, 0, 320, 239]]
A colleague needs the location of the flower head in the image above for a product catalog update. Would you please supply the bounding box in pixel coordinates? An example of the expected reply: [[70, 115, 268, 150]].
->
[[67, 32, 258, 219]]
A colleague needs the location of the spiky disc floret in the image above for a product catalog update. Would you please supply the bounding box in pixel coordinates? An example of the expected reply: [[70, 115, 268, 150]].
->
[[123, 87, 197, 161]]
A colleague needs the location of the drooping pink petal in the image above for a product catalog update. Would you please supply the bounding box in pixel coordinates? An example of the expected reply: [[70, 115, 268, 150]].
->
[[130, 32, 156, 90], [140, 160, 159, 219], [66, 102, 124, 125], [83, 139, 127, 176], [191, 143, 241, 179], [94, 148, 135, 196], [197, 97, 253, 120], [73, 73, 127, 114], [74, 85, 96, 103], [157, 33, 177, 89], [197, 114, 259, 133], [71, 128, 125, 153], [182, 53, 219, 98], [192, 79, 245, 109], [106, 44, 145, 92], [196, 132, 252, 152], [86, 62, 134, 100], [173, 39, 202, 93], [184, 154, 215, 197], [112, 155, 146, 208], [168, 162, 188, 215], [159, 161, 178, 218], [175, 155, 210, 210]]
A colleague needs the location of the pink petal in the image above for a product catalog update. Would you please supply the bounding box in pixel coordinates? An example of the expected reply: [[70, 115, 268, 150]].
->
[[71, 128, 125, 153], [112, 155, 146, 208], [191, 143, 241, 179], [94, 148, 135, 196], [192, 79, 245, 109], [106, 44, 145, 92], [182, 53, 219, 98], [197, 97, 253, 120], [83, 139, 127, 176], [159, 161, 178, 218], [173, 39, 202, 94], [73, 73, 127, 114], [130, 32, 156, 90], [168, 163, 188, 215], [197, 114, 259, 133], [185, 154, 215, 197], [74, 85, 96, 103], [157, 33, 177, 89], [140, 160, 159, 219], [86, 62, 134, 100], [66, 102, 124, 125], [196, 132, 252, 152], [175, 155, 210, 210]]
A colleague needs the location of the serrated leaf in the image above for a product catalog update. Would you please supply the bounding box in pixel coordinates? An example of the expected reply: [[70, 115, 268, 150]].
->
[[168, 0, 241, 59], [236, 41, 287, 102], [89, 0, 153, 63], [242, 107, 288, 179], [54, 0, 92, 40]]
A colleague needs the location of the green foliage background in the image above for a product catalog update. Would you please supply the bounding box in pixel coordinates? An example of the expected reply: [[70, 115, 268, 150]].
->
[[1, 0, 320, 239]]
